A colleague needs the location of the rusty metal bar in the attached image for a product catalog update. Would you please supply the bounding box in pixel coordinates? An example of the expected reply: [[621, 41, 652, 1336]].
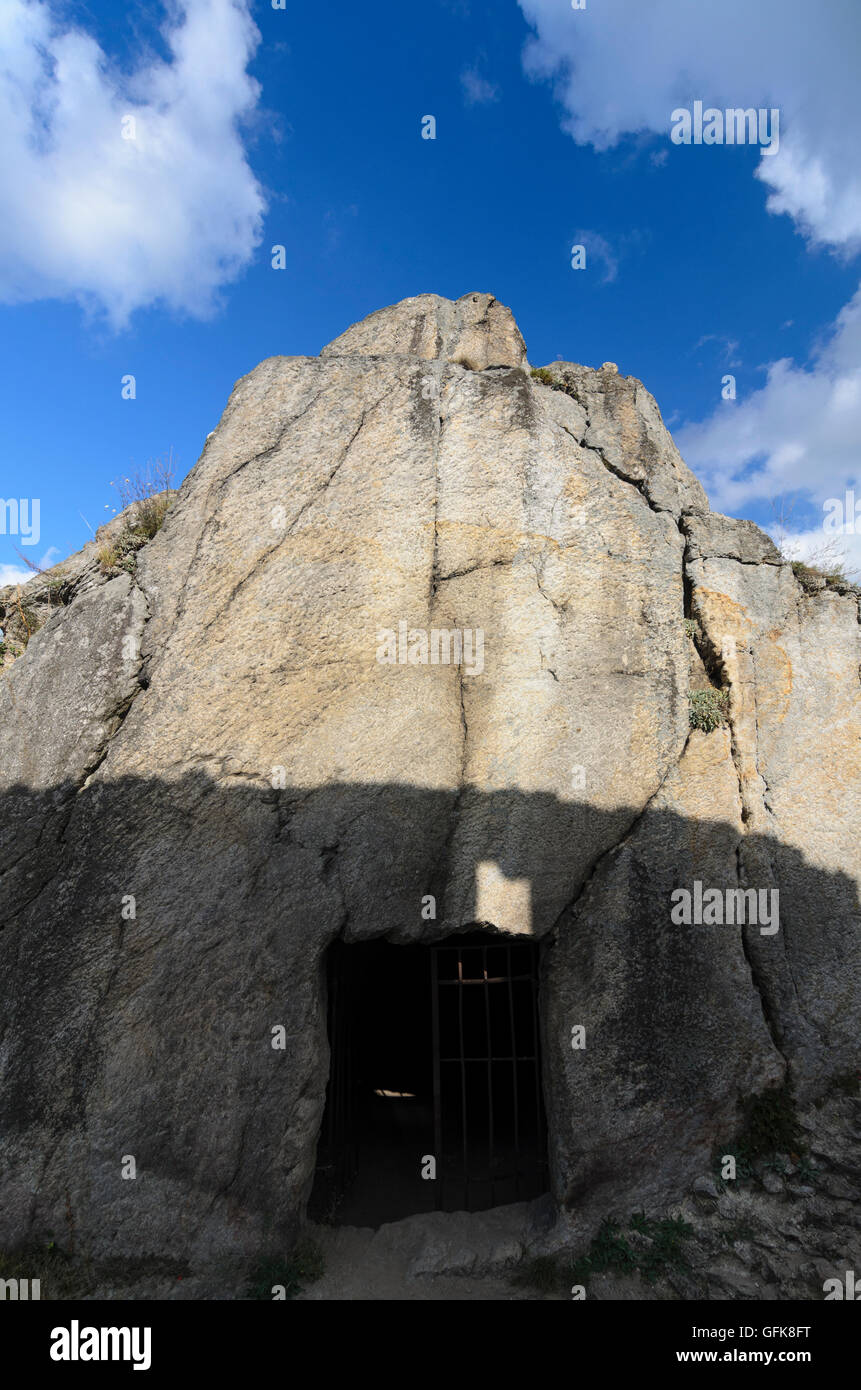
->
[[436, 976, 506, 985], [435, 972, 532, 983]]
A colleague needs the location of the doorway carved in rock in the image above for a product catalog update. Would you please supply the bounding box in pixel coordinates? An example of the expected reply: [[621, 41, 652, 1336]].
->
[[310, 933, 548, 1226]]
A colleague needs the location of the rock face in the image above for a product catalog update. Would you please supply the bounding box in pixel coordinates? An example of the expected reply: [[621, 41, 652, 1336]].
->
[[0, 294, 858, 1270], [321, 291, 528, 371]]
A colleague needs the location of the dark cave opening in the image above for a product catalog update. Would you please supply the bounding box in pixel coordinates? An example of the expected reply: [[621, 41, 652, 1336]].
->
[[309, 933, 548, 1227]]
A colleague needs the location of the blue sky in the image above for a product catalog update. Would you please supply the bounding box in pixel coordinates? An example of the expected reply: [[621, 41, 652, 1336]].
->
[[2, 0, 860, 583]]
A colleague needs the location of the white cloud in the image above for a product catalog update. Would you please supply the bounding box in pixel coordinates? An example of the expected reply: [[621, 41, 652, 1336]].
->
[[0, 0, 266, 327], [518, 0, 861, 547], [572, 228, 617, 283], [763, 522, 861, 581], [518, 0, 861, 250], [461, 67, 499, 106], [0, 564, 35, 587], [693, 334, 741, 368], [676, 285, 861, 520], [0, 546, 61, 588]]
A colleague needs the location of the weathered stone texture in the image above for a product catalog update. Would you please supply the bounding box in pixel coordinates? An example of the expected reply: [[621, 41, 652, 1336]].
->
[[0, 294, 857, 1266], [321, 291, 528, 371]]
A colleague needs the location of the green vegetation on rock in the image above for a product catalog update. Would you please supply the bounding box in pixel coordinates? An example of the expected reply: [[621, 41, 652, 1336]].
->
[[688, 688, 729, 731]]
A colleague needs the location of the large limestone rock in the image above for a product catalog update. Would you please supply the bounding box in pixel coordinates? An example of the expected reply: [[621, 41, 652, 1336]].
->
[[321, 291, 528, 370], [0, 294, 858, 1270]]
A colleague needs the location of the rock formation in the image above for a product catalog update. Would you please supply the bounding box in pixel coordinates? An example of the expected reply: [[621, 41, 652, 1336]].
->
[[0, 292, 858, 1277]]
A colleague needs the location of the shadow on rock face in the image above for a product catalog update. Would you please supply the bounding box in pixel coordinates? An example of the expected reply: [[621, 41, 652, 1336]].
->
[[0, 771, 857, 1264]]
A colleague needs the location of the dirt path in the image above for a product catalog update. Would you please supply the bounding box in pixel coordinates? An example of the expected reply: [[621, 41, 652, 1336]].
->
[[296, 1205, 548, 1300]]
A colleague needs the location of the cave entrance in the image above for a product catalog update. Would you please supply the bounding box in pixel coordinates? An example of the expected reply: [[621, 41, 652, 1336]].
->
[[310, 933, 548, 1227]]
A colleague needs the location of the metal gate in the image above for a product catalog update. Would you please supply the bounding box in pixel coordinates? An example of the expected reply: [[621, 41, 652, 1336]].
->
[[311, 934, 548, 1218], [430, 934, 547, 1212]]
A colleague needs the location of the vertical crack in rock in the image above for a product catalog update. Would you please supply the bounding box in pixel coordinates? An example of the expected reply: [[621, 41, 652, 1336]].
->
[[319, 841, 352, 946], [70, 572, 152, 802], [686, 554, 772, 833], [736, 843, 788, 1068], [722, 698, 751, 826], [530, 555, 566, 617], [217, 386, 328, 493], [680, 521, 696, 620], [166, 382, 330, 643], [0, 574, 152, 936], [690, 551, 827, 1069], [550, 736, 693, 937], [428, 362, 445, 603], [431, 662, 470, 926], [198, 379, 402, 642], [581, 433, 666, 517], [554, 410, 670, 523], [749, 645, 776, 818], [284, 406, 369, 532], [36, 575, 156, 1139]]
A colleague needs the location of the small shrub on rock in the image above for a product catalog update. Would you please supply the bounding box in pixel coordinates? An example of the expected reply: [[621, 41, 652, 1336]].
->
[[688, 688, 729, 731]]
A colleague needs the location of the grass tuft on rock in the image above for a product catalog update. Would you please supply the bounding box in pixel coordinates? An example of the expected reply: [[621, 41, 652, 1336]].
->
[[512, 1213, 694, 1295], [99, 454, 176, 576], [790, 559, 859, 595], [688, 687, 729, 731], [529, 366, 558, 387]]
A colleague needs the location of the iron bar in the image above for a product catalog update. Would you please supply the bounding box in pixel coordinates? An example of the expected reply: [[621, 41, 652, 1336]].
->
[[505, 942, 521, 1198], [437, 1055, 538, 1063], [457, 946, 469, 1210], [482, 945, 495, 1206], [431, 946, 442, 1211], [530, 948, 543, 1175]]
